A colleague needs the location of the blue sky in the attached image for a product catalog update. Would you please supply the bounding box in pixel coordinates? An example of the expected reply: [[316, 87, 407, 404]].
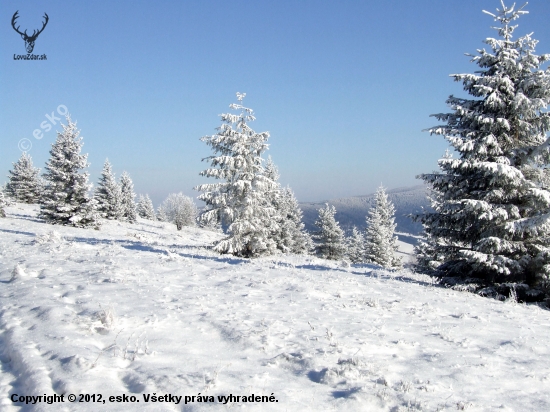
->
[[2, 0, 550, 205]]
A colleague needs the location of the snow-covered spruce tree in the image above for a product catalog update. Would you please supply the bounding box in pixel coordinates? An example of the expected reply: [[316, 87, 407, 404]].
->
[[160, 193, 197, 230], [313, 203, 347, 260], [39, 116, 99, 228], [262, 156, 286, 250], [6, 152, 42, 203], [137, 194, 156, 220], [119, 171, 137, 223], [280, 187, 314, 254], [0, 190, 8, 218], [263, 157, 312, 254], [415, 3, 550, 286], [195, 93, 278, 257], [156, 205, 168, 222], [365, 186, 401, 268], [263, 156, 281, 186], [94, 159, 123, 220], [347, 226, 365, 263]]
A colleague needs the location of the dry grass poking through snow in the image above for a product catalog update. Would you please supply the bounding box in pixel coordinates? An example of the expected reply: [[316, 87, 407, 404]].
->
[[0, 204, 549, 411]]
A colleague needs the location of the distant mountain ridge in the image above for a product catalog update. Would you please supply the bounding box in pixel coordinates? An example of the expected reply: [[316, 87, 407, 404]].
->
[[300, 185, 430, 237]]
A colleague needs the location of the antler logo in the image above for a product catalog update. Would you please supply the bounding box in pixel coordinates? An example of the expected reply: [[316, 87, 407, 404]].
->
[[11, 11, 49, 54]]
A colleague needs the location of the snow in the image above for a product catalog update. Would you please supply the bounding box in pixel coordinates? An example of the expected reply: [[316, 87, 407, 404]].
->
[[1, 204, 549, 411], [196, 94, 276, 258], [417, 4, 550, 282], [395, 239, 414, 264]]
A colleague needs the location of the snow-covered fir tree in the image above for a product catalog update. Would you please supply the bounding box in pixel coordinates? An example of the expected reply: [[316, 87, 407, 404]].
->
[[346, 227, 365, 263], [6, 152, 42, 203], [195, 93, 278, 257], [415, 3, 550, 286], [313, 203, 347, 260], [262, 156, 286, 250], [119, 171, 137, 223], [39, 116, 99, 228], [160, 193, 197, 230], [364, 186, 401, 268], [280, 187, 313, 254], [263, 156, 279, 183], [0, 190, 8, 218], [94, 159, 123, 220], [156, 205, 168, 222], [136, 194, 156, 220], [263, 157, 312, 254]]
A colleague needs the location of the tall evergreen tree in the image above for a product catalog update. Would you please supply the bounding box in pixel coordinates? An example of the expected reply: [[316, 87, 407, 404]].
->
[[94, 159, 123, 220], [137, 194, 156, 220], [39, 116, 99, 228], [195, 93, 278, 257], [365, 186, 401, 268], [6, 152, 42, 203], [119, 171, 137, 223], [415, 3, 550, 286], [314, 203, 347, 260]]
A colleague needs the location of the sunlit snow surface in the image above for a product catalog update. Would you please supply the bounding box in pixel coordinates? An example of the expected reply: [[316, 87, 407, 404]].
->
[[1, 204, 549, 412]]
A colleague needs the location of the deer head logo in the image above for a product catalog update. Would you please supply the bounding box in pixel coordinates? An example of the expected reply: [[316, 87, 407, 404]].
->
[[11, 11, 49, 54]]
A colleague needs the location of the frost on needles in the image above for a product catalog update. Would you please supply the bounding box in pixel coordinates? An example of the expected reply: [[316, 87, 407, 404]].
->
[[119, 171, 137, 224], [264, 156, 313, 255], [346, 227, 365, 264], [0, 190, 9, 218], [365, 186, 401, 268], [6, 152, 42, 204], [94, 159, 123, 220], [195, 93, 278, 257], [137, 194, 156, 221], [39, 116, 100, 228], [314, 203, 347, 260], [415, 2, 550, 287]]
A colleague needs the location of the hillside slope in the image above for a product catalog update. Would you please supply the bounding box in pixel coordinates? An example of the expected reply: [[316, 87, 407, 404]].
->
[[0, 204, 548, 411]]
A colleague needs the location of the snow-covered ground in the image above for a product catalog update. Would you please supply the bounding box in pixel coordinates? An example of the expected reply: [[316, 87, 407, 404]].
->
[[1, 204, 549, 411], [395, 239, 415, 265]]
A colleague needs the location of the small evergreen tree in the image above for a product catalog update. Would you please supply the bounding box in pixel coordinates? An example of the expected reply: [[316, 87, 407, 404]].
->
[[262, 157, 287, 251], [263, 157, 312, 254], [415, 3, 550, 286], [279, 187, 313, 254], [0, 190, 8, 218], [347, 226, 365, 263], [94, 159, 123, 220], [263, 156, 279, 184], [365, 186, 401, 268], [157, 205, 168, 222], [314, 203, 347, 260], [119, 171, 137, 223], [6, 152, 42, 203], [195, 93, 277, 257], [39, 116, 99, 228], [160, 193, 197, 230], [137, 194, 156, 220]]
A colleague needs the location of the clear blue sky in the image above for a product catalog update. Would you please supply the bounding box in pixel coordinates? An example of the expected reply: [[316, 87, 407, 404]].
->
[[2, 0, 550, 205]]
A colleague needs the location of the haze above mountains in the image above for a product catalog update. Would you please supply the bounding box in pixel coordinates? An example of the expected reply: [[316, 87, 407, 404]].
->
[[300, 185, 430, 239]]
